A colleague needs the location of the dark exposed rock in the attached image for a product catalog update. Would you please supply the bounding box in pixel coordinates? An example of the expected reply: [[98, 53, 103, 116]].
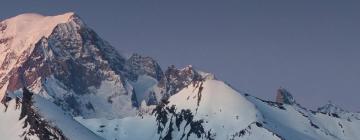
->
[[255, 122, 263, 127], [124, 53, 166, 106], [125, 53, 164, 82], [256, 97, 287, 110], [85, 102, 95, 111], [146, 91, 158, 106], [0, 22, 6, 32], [64, 95, 81, 115], [331, 113, 340, 118], [152, 99, 206, 140], [276, 88, 295, 105], [0, 51, 16, 71], [1, 93, 12, 112], [131, 89, 139, 108], [20, 88, 68, 140], [165, 65, 203, 96], [310, 121, 319, 129], [0, 37, 12, 44], [230, 122, 284, 140], [163, 116, 174, 140], [47, 20, 122, 95]]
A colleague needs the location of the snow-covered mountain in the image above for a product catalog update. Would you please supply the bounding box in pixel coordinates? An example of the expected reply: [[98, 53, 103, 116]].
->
[[0, 12, 168, 119], [76, 79, 360, 140], [1, 12, 359, 140]]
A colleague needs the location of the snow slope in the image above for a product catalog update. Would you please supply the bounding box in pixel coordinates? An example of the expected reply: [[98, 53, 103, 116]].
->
[[33, 95, 103, 140], [75, 80, 283, 140], [168, 80, 263, 139], [0, 100, 29, 140], [75, 116, 158, 140], [0, 12, 73, 52], [76, 79, 360, 140], [0, 12, 75, 102], [247, 95, 360, 140], [0, 89, 103, 140], [0, 12, 74, 85]]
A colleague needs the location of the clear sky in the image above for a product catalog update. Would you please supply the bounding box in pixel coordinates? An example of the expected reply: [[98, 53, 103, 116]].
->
[[1, 0, 359, 111]]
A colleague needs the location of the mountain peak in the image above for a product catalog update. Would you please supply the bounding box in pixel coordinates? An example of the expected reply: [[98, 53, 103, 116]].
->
[[1, 12, 134, 118], [3, 12, 76, 26], [8, 12, 75, 20], [0, 12, 79, 53], [275, 87, 295, 105], [317, 101, 348, 115]]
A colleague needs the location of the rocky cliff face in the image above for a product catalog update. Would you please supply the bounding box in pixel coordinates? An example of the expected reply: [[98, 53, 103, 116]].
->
[[21, 88, 68, 140], [0, 12, 213, 119], [164, 65, 214, 97], [125, 53, 164, 82], [0, 13, 167, 118]]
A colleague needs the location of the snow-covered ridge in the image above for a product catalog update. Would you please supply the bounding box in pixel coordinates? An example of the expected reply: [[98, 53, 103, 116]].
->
[[317, 101, 360, 120], [1, 12, 359, 140], [318, 101, 348, 114], [0, 12, 76, 80], [0, 12, 75, 53], [76, 79, 360, 140], [0, 88, 103, 140], [0, 12, 77, 101], [1, 12, 175, 119]]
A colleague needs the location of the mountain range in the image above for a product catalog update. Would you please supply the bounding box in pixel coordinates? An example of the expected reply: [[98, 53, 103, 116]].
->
[[0, 12, 359, 140]]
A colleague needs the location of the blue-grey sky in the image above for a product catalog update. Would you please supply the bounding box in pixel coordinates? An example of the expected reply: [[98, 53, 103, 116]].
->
[[1, 0, 359, 111]]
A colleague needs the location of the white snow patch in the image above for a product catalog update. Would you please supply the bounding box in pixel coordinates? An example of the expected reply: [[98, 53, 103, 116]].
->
[[130, 75, 158, 104], [75, 115, 158, 140], [0, 100, 29, 140], [33, 95, 103, 140], [168, 79, 262, 139]]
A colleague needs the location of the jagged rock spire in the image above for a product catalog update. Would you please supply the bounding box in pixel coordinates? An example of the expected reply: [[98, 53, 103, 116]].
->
[[275, 87, 295, 105]]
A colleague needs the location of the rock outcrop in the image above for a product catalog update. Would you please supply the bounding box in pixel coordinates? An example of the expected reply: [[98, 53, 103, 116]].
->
[[275, 88, 295, 105]]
